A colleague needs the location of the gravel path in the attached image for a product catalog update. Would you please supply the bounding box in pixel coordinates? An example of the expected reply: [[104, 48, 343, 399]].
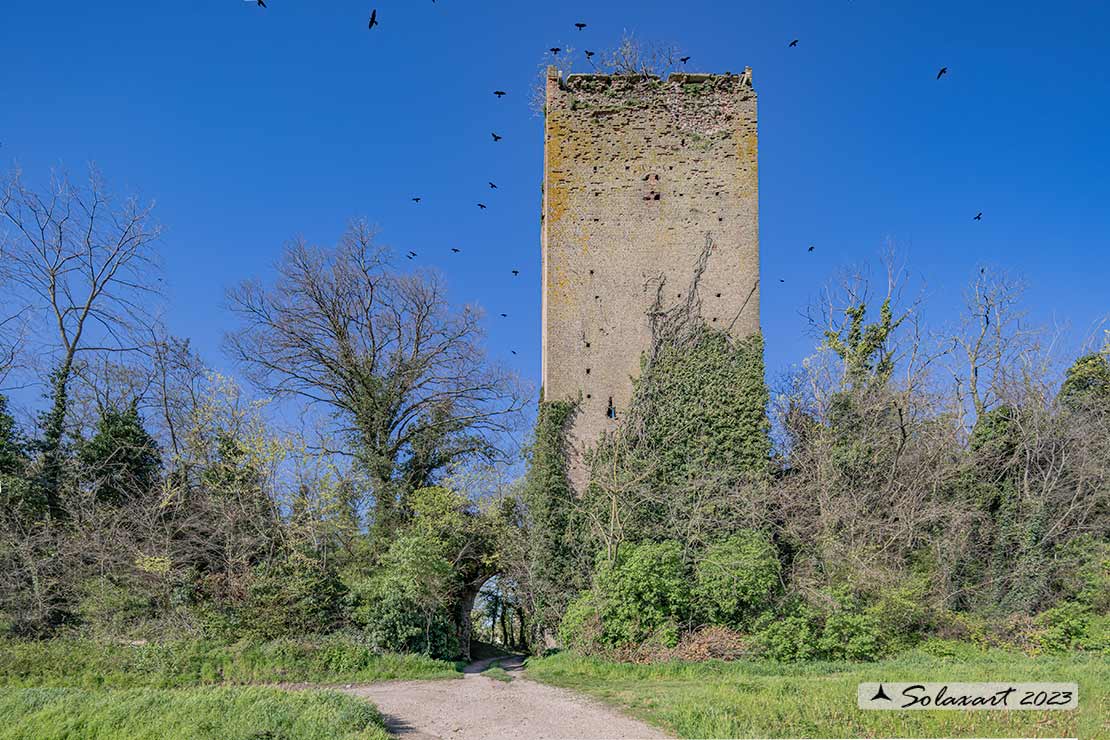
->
[[341, 656, 669, 740]]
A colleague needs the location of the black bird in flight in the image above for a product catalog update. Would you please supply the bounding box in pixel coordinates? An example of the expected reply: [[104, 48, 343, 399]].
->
[[500, 313, 508, 317], [779, 278, 785, 283], [575, 22, 587, 31], [411, 197, 421, 203], [937, 66, 948, 79], [478, 203, 487, 209], [491, 132, 502, 142], [680, 56, 691, 64], [585, 50, 595, 59], [974, 212, 983, 220], [489, 182, 497, 189], [807, 245, 815, 252], [451, 247, 461, 253], [406, 250, 417, 260], [494, 90, 507, 98], [255, 0, 266, 7], [368, 9, 378, 29], [511, 269, 520, 276], [549, 47, 562, 55], [789, 39, 798, 47], [511, 350, 517, 355]]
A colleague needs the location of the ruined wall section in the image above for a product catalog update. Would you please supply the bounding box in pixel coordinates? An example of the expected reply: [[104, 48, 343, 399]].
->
[[541, 67, 760, 478]]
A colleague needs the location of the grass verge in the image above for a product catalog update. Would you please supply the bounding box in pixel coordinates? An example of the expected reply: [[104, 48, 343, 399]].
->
[[482, 665, 514, 683], [0, 636, 460, 689], [0, 686, 390, 740], [525, 647, 1107, 738]]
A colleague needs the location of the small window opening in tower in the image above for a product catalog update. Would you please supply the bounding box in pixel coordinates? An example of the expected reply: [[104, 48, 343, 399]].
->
[[606, 397, 616, 419], [716, 293, 722, 298], [585, 368, 591, 375]]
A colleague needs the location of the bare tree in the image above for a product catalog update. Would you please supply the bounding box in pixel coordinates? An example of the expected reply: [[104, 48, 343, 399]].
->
[[226, 221, 526, 533], [0, 167, 162, 515]]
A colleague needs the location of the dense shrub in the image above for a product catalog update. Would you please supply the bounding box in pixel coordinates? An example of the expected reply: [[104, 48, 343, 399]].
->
[[693, 531, 779, 627], [753, 614, 817, 662], [238, 554, 348, 640], [594, 542, 692, 648], [1034, 602, 1092, 654]]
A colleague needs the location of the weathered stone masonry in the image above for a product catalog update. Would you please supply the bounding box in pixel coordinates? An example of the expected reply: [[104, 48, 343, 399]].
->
[[540, 65, 761, 479]]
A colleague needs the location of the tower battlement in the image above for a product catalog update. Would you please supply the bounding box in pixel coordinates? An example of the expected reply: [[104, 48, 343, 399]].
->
[[540, 64, 760, 482]]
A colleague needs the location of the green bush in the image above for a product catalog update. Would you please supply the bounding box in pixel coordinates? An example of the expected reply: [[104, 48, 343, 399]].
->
[[594, 542, 692, 648], [753, 614, 816, 662], [1034, 602, 1092, 653], [557, 591, 604, 653], [692, 531, 779, 627], [818, 609, 882, 661], [238, 553, 348, 640]]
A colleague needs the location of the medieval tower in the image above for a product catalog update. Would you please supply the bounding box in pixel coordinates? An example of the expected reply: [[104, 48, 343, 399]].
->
[[540, 65, 760, 472]]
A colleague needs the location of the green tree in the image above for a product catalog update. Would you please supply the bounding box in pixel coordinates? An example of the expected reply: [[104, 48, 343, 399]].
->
[[79, 403, 161, 504], [1060, 351, 1110, 410]]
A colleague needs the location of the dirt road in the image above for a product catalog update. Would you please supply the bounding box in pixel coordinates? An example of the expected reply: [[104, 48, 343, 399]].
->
[[342, 656, 669, 740]]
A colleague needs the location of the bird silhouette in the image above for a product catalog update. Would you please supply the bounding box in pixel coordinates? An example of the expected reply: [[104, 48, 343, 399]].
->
[[575, 22, 587, 31], [779, 278, 785, 283], [511, 269, 520, 276], [680, 56, 691, 64], [478, 203, 487, 209], [974, 212, 983, 220], [451, 248, 461, 253], [368, 9, 378, 29], [807, 245, 815, 252], [789, 39, 798, 47], [937, 66, 948, 79], [255, 0, 266, 7], [549, 47, 562, 55], [489, 182, 497, 189], [500, 313, 508, 317], [406, 250, 417, 260], [511, 350, 517, 355], [494, 90, 507, 98], [585, 50, 595, 59], [411, 197, 421, 203], [491, 132, 502, 142]]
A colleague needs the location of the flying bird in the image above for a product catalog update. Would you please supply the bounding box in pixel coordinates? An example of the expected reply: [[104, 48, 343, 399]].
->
[[585, 50, 595, 59], [511, 350, 517, 355], [511, 269, 519, 276], [494, 90, 507, 98], [680, 56, 691, 64], [451, 247, 461, 253], [254, 0, 266, 7], [491, 132, 502, 142], [789, 39, 798, 47], [549, 47, 562, 55], [807, 245, 815, 252], [478, 203, 487, 209], [575, 22, 587, 31], [411, 197, 421, 203], [368, 10, 378, 29], [779, 278, 785, 283], [406, 250, 417, 260], [489, 182, 497, 189], [937, 66, 948, 79], [974, 212, 983, 220], [500, 313, 508, 317]]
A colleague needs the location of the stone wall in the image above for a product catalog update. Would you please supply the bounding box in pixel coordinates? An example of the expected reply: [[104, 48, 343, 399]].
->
[[540, 66, 760, 484]]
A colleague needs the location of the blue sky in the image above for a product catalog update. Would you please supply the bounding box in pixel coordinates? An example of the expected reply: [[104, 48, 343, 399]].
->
[[3, 0, 1108, 406]]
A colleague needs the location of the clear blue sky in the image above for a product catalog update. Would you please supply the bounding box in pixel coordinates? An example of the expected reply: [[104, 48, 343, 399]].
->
[[3, 0, 1108, 404]]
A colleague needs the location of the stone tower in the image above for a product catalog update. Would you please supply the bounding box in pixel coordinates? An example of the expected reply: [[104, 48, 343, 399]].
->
[[540, 66, 760, 477]]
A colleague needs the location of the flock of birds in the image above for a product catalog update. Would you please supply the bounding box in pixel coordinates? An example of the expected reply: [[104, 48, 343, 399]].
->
[[242, 2, 983, 347]]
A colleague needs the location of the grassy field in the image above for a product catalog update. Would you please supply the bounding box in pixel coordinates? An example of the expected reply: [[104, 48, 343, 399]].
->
[[0, 686, 390, 740], [525, 646, 1107, 738], [0, 636, 460, 688]]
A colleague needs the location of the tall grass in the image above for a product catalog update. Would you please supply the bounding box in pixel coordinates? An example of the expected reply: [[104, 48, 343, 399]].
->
[[525, 646, 1107, 738], [0, 686, 390, 740], [0, 636, 460, 689]]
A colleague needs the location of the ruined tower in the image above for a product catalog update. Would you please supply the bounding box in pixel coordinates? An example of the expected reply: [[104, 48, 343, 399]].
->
[[540, 66, 760, 472]]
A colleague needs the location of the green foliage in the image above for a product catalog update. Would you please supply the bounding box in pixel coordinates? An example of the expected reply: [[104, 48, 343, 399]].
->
[[562, 542, 693, 651], [1060, 351, 1110, 410], [692, 531, 780, 627], [752, 613, 817, 662], [74, 577, 156, 639], [822, 298, 903, 389], [0, 686, 391, 740], [238, 553, 348, 640], [351, 533, 459, 658], [0, 637, 458, 688], [521, 399, 581, 634], [1034, 602, 1092, 653], [624, 329, 770, 483], [78, 403, 161, 504], [0, 395, 34, 515]]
